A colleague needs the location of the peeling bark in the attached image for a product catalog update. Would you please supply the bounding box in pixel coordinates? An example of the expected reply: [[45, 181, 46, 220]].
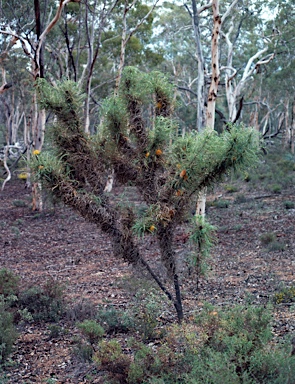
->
[[197, 0, 220, 217], [206, 0, 221, 129], [190, 0, 206, 132]]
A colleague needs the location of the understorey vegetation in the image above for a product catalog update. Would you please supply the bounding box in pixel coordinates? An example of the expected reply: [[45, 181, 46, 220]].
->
[[1, 268, 295, 383]]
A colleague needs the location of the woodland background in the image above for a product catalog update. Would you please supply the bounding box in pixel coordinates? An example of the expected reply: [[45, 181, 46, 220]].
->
[[0, 0, 294, 150]]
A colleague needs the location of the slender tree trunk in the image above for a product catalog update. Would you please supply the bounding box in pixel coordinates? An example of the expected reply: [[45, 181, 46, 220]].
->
[[10, 91, 16, 143], [23, 112, 32, 188], [83, 0, 94, 134], [157, 224, 184, 322], [223, 21, 237, 122], [206, 0, 221, 128], [31, 0, 76, 209], [284, 98, 290, 149], [114, 0, 159, 94], [115, 2, 128, 94], [32, 92, 45, 211], [197, 0, 220, 217], [83, 0, 107, 133], [173, 274, 184, 322], [291, 97, 295, 154], [191, 0, 206, 132]]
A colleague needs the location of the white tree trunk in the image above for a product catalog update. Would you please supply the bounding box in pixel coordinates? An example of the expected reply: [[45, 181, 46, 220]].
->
[[206, 0, 221, 129], [197, 0, 220, 217], [284, 99, 290, 149], [191, 0, 206, 132]]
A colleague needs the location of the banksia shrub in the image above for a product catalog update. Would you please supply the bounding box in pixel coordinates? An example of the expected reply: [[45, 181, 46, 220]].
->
[[34, 68, 259, 322]]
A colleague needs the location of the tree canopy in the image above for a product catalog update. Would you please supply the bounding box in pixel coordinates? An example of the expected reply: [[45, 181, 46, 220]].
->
[[1, 0, 294, 144]]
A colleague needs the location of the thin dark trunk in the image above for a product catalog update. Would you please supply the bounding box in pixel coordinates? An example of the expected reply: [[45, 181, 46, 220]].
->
[[291, 97, 295, 154], [34, 0, 44, 78], [173, 274, 184, 322], [63, 9, 77, 81], [140, 258, 183, 323], [156, 224, 184, 323]]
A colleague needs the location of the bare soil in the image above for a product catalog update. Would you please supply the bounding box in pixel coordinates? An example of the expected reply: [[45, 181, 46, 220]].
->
[[0, 176, 295, 383]]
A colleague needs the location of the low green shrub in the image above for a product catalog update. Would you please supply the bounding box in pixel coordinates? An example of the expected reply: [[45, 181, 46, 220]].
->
[[284, 201, 295, 210], [195, 303, 272, 353], [12, 199, 27, 207], [131, 289, 165, 341], [0, 269, 19, 297], [224, 184, 238, 193], [267, 241, 285, 252], [0, 296, 18, 365], [127, 341, 177, 384], [67, 299, 97, 322], [109, 304, 295, 383], [0, 371, 8, 384], [273, 286, 295, 304], [0, 221, 7, 229], [77, 320, 104, 344], [214, 199, 230, 208], [96, 305, 134, 334], [94, 339, 130, 381], [10, 226, 20, 238], [234, 194, 247, 204], [48, 324, 65, 339], [260, 232, 276, 245], [13, 219, 23, 226], [73, 340, 93, 362], [188, 305, 295, 383], [269, 184, 282, 194], [18, 279, 65, 322]]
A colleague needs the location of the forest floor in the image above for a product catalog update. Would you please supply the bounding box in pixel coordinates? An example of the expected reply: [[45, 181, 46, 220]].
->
[[0, 152, 295, 383]]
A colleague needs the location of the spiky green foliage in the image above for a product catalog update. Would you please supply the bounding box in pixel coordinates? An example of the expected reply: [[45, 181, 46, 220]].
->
[[37, 79, 106, 194], [0, 295, 18, 365], [189, 216, 216, 290], [34, 68, 259, 322]]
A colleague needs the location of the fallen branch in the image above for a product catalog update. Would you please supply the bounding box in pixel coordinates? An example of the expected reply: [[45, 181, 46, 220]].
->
[[1, 146, 11, 191]]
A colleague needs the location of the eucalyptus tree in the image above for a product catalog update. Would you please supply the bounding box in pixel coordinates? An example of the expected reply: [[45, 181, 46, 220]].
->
[[256, 0, 295, 151], [0, 0, 79, 207], [154, 1, 278, 132], [0, 0, 80, 152], [42, 0, 163, 132], [0, 48, 32, 146], [0, 43, 33, 190], [153, 2, 199, 131], [219, 1, 275, 127], [73, 0, 119, 133], [83, 0, 160, 130]]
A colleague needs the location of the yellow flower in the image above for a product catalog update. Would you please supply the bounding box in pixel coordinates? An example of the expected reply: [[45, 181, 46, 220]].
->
[[149, 225, 156, 232], [180, 169, 188, 180], [38, 165, 44, 170], [210, 311, 218, 316], [18, 172, 28, 180], [156, 101, 163, 110], [155, 149, 163, 156], [33, 149, 41, 155], [145, 152, 150, 158]]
